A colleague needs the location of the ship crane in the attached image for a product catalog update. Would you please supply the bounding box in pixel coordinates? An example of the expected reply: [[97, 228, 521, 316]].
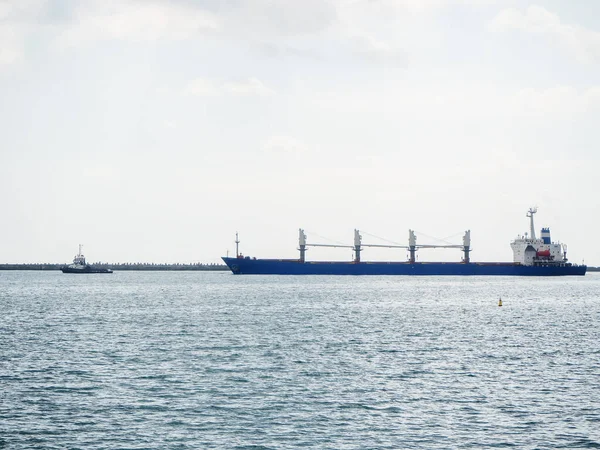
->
[[302, 229, 362, 262], [298, 229, 472, 264]]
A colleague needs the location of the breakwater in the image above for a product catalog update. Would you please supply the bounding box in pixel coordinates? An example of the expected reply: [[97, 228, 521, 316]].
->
[[0, 263, 228, 271]]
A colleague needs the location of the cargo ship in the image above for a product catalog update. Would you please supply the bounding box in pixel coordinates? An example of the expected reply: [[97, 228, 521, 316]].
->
[[222, 208, 586, 276], [61, 245, 113, 274]]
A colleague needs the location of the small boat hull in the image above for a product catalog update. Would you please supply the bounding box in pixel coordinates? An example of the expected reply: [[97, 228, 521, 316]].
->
[[61, 266, 113, 274]]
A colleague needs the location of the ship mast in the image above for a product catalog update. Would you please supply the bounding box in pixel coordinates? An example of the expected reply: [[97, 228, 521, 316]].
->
[[527, 207, 538, 240], [235, 232, 240, 257]]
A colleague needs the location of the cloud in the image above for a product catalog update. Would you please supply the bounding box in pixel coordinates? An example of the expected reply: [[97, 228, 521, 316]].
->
[[258, 42, 322, 60], [0, 0, 46, 20], [0, 0, 47, 66], [334, 0, 469, 67], [2, 0, 491, 69], [258, 136, 317, 167], [489, 5, 600, 63], [56, 0, 219, 47], [262, 136, 309, 155], [351, 34, 407, 67], [2, 0, 223, 63], [0, 25, 21, 65], [340, 0, 501, 14], [4, 0, 339, 58], [82, 164, 122, 180], [510, 85, 600, 116], [185, 77, 275, 97], [489, 5, 559, 32], [184, 78, 220, 97], [223, 78, 275, 96], [307, 82, 600, 120], [228, 0, 337, 36]]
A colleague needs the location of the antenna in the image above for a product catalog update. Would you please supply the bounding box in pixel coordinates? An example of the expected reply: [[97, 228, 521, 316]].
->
[[526, 207, 538, 240]]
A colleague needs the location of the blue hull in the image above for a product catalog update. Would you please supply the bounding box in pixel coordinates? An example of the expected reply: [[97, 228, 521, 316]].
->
[[222, 257, 586, 276]]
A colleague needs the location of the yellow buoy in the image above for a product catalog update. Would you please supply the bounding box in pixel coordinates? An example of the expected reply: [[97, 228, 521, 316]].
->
[[498, 298, 503, 307]]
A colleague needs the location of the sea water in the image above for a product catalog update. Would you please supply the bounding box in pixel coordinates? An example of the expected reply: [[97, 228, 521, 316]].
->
[[1, 271, 599, 449]]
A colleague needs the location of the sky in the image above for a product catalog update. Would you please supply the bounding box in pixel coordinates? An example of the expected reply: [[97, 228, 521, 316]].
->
[[1, 0, 599, 265]]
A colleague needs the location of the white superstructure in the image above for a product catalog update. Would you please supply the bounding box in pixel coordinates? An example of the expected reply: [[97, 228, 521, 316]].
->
[[510, 208, 567, 266], [67, 244, 88, 268]]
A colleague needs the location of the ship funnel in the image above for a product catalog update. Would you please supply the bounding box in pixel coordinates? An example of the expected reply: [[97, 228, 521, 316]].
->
[[541, 227, 551, 245]]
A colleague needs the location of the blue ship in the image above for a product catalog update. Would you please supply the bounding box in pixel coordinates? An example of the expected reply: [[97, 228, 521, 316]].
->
[[222, 208, 586, 276]]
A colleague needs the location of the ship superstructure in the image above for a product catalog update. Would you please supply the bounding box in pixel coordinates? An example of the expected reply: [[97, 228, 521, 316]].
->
[[222, 209, 585, 276], [71, 244, 87, 267], [510, 207, 568, 267]]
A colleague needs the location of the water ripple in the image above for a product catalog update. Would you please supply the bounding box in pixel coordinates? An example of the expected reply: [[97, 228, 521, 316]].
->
[[1, 272, 600, 448]]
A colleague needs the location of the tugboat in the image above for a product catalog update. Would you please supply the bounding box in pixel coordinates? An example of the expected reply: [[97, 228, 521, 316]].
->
[[61, 245, 113, 274]]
